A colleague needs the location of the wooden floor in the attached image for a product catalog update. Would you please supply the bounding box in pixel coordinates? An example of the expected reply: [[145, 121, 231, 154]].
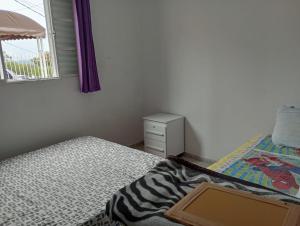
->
[[130, 143, 214, 168]]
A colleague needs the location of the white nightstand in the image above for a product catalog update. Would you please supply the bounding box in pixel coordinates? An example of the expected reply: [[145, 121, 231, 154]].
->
[[143, 113, 184, 158]]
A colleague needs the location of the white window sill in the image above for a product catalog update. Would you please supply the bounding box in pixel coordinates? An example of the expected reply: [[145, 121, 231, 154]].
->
[[0, 77, 61, 85]]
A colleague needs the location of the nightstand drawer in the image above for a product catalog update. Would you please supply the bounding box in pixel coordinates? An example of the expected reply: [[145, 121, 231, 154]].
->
[[144, 138, 165, 153], [145, 147, 165, 158], [144, 121, 166, 137], [144, 130, 166, 142]]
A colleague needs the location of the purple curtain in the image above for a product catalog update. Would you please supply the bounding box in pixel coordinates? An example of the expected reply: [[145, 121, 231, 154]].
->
[[73, 0, 101, 93]]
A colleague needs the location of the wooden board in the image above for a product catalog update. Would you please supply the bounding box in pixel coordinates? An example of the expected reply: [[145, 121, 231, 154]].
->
[[165, 182, 300, 226]]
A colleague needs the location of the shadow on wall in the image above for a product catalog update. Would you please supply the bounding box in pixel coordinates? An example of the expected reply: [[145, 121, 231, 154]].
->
[[185, 119, 203, 158]]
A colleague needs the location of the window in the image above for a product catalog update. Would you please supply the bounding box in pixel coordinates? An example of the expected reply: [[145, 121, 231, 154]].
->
[[0, 0, 58, 81], [0, 0, 78, 82]]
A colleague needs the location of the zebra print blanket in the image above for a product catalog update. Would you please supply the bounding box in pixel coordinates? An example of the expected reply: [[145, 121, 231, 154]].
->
[[106, 157, 300, 226]]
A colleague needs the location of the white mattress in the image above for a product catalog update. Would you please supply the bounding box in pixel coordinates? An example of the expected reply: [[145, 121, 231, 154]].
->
[[0, 137, 163, 225]]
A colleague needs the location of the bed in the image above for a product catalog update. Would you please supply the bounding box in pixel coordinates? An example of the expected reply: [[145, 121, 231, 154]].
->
[[2, 135, 300, 226], [106, 157, 300, 226], [104, 135, 300, 226], [0, 136, 163, 226], [208, 134, 300, 198]]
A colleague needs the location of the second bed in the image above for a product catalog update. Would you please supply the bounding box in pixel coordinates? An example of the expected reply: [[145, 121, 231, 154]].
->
[[208, 135, 300, 198]]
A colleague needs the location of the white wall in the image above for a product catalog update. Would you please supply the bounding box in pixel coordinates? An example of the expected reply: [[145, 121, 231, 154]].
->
[[0, 0, 144, 160], [1, 0, 300, 162], [143, 0, 300, 160]]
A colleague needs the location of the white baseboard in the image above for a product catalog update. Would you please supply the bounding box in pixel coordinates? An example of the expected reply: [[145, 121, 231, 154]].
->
[[182, 153, 215, 165]]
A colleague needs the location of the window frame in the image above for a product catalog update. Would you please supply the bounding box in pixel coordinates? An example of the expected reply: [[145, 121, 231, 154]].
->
[[0, 0, 59, 83], [0, 42, 5, 80]]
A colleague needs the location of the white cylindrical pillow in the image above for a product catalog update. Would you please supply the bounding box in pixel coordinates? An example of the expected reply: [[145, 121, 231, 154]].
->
[[272, 106, 300, 148]]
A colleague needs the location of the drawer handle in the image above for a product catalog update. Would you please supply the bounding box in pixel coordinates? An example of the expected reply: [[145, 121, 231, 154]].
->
[[146, 130, 164, 136], [145, 145, 164, 152]]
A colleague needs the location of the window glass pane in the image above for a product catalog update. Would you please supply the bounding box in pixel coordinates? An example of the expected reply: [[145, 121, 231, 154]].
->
[[0, 0, 57, 81]]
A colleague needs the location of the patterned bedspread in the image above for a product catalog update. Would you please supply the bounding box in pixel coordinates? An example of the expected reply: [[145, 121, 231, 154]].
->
[[0, 137, 163, 226], [208, 135, 300, 198], [106, 158, 300, 226]]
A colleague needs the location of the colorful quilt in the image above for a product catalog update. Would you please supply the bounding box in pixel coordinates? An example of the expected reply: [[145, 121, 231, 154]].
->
[[208, 135, 300, 198]]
